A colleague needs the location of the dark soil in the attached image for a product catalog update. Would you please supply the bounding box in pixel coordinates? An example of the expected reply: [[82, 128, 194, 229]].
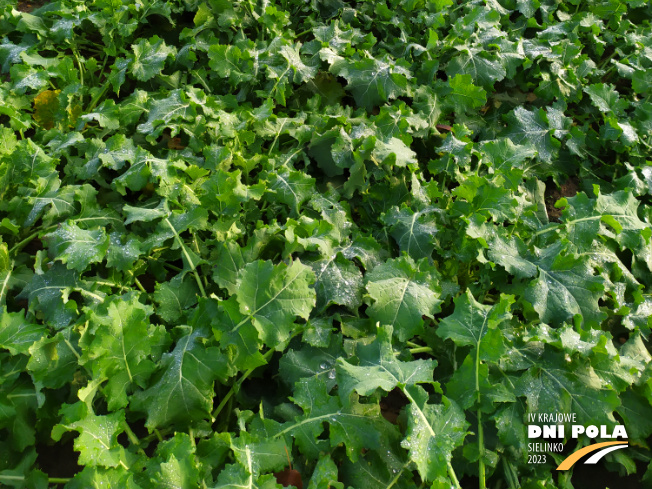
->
[[36, 438, 82, 479], [16, 0, 48, 12], [380, 387, 409, 424], [545, 176, 580, 222]]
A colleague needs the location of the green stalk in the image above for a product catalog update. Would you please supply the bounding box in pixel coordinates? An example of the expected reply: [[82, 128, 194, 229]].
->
[[8, 225, 57, 257], [70, 45, 84, 87], [386, 462, 410, 489], [212, 348, 276, 420], [49, 478, 71, 484], [123, 422, 147, 456], [446, 461, 462, 489], [192, 234, 209, 291], [0, 475, 71, 485], [134, 277, 147, 294], [0, 262, 12, 305], [163, 218, 207, 298], [476, 345, 486, 489], [86, 78, 112, 113], [402, 387, 462, 489], [124, 423, 140, 445]]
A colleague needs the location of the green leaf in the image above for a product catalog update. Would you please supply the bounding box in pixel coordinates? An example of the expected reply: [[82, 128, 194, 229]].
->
[[337, 324, 436, 402], [201, 169, 264, 218], [279, 336, 346, 391], [52, 402, 129, 468], [130, 36, 176, 81], [123, 200, 169, 225], [446, 46, 506, 87], [213, 298, 267, 371], [516, 0, 539, 17], [372, 137, 417, 167], [560, 190, 650, 252], [137, 90, 196, 137], [481, 138, 537, 175], [584, 83, 629, 115], [0, 450, 48, 488], [505, 107, 569, 163], [82, 294, 167, 410], [402, 386, 469, 481], [617, 389, 652, 443], [452, 175, 518, 221], [0, 378, 39, 451], [436, 290, 512, 354], [18, 264, 95, 329], [207, 44, 253, 85], [131, 327, 232, 430], [445, 355, 516, 410], [45, 222, 110, 271], [213, 465, 279, 489], [106, 232, 143, 271], [143, 433, 202, 489], [413, 85, 441, 133], [326, 54, 411, 110], [79, 99, 120, 130], [310, 253, 363, 312], [262, 166, 316, 216], [382, 206, 438, 259], [0, 308, 46, 355], [153, 276, 200, 323], [279, 43, 318, 83], [230, 433, 287, 477], [447, 74, 487, 111], [490, 238, 606, 326], [234, 259, 315, 347], [64, 466, 138, 489], [307, 454, 344, 489], [515, 349, 620, 426], [340, 451, 415, 489], [278, 376, 395, 462], [365, 256, 442, 341], [212, 242, 246, 295], [26, 327, 81, 390]]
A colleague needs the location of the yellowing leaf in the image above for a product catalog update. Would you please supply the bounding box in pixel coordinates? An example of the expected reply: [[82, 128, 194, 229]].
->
[[33, 89, 60, 129]]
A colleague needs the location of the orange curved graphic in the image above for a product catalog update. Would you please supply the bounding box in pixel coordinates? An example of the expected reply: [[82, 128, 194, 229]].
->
[[556, 441, 628, 470]]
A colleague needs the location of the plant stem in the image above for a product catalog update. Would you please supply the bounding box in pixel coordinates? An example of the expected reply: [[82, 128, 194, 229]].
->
[[163, 218, 207, 298], [0, 475, 71, 484], [86, 78, 111, 113], [409, 346, 433, 354], [70, 45, 84, 87], [124, 422, 141, 447], [476, 345, 486, 489], [193, 234, 210, 290], [0, 263, 12, 305], [386, 462, 410, 489], [8, 225, 57, 257], [134, 277, 147, 294], [447, 461, 463, 489], [212, 348, 276, 420], [50, 478, 71, 484]]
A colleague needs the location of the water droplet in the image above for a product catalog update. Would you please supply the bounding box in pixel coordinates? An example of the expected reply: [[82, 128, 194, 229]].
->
[[328, 370, 336, 379], [319, 362, 328, 370]]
